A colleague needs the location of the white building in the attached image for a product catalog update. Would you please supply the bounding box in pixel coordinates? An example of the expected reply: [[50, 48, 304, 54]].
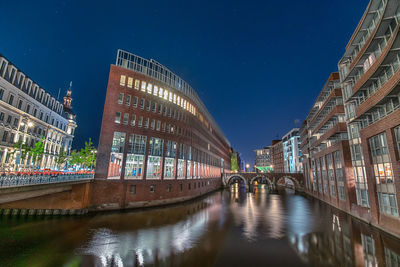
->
[[0, 54, 77, 170], [282, 128, 302, 173]]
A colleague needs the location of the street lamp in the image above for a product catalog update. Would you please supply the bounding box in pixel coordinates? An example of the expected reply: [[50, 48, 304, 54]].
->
[[245, 163, 250, 173], [90, 149, 97, 170]]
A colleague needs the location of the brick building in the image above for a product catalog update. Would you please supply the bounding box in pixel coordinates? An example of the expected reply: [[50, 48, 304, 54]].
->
[[271, 139, 284, 172], [300, 73, 355, 212], [93, 50, 231, 210], [302, 0, 400, 238], [337, 0, 400, 236]]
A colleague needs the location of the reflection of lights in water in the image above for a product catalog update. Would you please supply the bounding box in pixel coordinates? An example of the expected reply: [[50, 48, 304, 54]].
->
[[79, 203, 218, 266], [266, 195, 285, 239]]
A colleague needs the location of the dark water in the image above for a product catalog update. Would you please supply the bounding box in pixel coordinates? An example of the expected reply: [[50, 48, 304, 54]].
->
[[1, 186, 400, 267]]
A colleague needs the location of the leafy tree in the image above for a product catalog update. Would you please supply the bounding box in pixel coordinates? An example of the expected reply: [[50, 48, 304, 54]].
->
[[68, 139, 97, 169], [56, 148, 67, 169], [231, 152, 239, 172], [29, 137, 45, 169]]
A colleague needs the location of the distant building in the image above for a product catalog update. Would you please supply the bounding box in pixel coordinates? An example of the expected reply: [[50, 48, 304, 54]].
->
[[254, 146, 272, 172], [271, 139, 284, 172], [0, 54, 77, 170], [282, 128, 302, 173]]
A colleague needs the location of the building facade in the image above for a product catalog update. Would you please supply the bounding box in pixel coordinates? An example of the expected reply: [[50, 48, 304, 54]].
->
[[271, 139, 284, 172], [93, 50, 231, 209], [282, 128, 302, 173], [300, 73, 355, 212], [337, 0, 400, 236], [0, 54, 76, 171], [254, 146, 272, 172]]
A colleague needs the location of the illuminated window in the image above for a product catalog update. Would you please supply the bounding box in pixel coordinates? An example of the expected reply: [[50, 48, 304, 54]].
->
[[118, 93, 123, 104], [141, 81, 146, 92], [184, 100, 187, 110], [369, 132, 398, 216], [127, 77, 133, 88], [147, 137, 164, 179], [180, 98, 184, 108], [147, 83, 152, 94], [120, 75, 126, 86], [134, 79, 140, 90], [115, 112, 121, 123], [173, 94, 177, 104], [159, 88, 163, 98], [169, 92, 173, 102], [153, 85, 158, 96], [177, 96, 180, 106], [164, 90, 168, 100]]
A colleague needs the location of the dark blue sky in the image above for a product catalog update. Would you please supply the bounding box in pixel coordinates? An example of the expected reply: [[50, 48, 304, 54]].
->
[[0, 0, 366, 165]]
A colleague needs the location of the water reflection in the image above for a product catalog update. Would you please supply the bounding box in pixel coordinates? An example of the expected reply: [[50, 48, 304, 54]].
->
[[0, 187, 400, 266]]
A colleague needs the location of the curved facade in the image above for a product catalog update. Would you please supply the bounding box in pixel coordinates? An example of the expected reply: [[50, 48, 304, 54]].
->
[[338, 0, 400, 235], [93, 50, 231, 210]]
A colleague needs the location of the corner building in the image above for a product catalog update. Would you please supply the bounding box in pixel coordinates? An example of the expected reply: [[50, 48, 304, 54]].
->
[[338, 0, 400, 235], [93, 50, 231, 210]]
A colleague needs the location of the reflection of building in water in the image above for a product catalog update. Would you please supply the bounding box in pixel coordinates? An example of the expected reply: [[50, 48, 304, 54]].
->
[[79, 198, 223, 266]]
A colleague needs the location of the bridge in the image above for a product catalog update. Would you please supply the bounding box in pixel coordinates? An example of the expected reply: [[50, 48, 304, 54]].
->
[[223, 172, 304, 192]]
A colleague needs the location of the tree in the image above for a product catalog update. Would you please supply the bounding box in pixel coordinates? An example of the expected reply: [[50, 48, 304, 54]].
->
[[29, 137, 45, 169], [68, 138, 97, 169], [231, 152, 239, 172], [56, 148, 67, 169]]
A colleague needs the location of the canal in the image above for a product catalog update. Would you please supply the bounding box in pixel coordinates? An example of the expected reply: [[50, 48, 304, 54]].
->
[[1, 187, 400, 267]]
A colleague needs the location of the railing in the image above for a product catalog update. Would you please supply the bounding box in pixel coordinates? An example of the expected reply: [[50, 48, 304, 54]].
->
[[0, 173, 94, 188]]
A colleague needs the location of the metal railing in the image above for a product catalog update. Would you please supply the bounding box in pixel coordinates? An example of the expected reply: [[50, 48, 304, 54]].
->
[[0, 173, 94, 188]]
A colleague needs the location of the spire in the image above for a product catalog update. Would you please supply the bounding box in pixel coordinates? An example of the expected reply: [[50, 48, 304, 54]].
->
[[64, 81, 73, 109], [63, 81, 75, 120]]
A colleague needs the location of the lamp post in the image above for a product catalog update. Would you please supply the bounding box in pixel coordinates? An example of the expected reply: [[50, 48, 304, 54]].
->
[[245, 163, 250, 173]]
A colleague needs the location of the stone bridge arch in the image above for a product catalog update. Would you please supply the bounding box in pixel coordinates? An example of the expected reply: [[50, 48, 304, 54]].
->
[[249, 175, 273, 188], [276, 176, 301, 190], [224, 174, 247, 188]]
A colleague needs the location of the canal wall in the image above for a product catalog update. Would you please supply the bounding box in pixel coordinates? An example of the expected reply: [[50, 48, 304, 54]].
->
[[90, 178, 222, 211], [0, 178, 222, 216]]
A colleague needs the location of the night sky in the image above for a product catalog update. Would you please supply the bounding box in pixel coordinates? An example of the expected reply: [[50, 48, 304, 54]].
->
[[0, 0, 366, 165]]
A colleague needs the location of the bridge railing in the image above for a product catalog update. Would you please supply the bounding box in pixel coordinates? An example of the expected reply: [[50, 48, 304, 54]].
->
[[0, 173, 94, 188]]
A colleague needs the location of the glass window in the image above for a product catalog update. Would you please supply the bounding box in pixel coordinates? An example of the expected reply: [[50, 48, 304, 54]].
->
[[147, 137, 164, 179], [125, 95, 131, 106], [115, 112, 121, 123], [127, 77, 133, 88], [140, 98, 144, 109], [141, 81, 146, 92], [147, 83, 152, 94], [156, 120, 161, 131], [138, 116, 143, 127], [153, 85, 158, 96], [123, 113, 129, 125], [118, 93, 124, 104], [125, 134, 146, 179], [395, 125, 400, 156], [133, 96, 138, 108], [108, 132, 126, 178], [120, 75, 126, 86], [131, 114, 136, 126], [134, 79, 140, 90]]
